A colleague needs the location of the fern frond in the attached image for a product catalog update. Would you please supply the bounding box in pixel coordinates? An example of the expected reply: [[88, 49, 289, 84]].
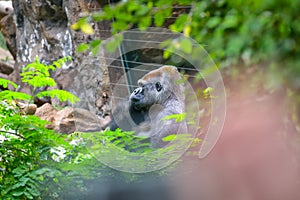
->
[[36, 90, 80, 104], [0, 78, 18, 89], [0, 91, 31, 101], [22, 76, 56, 88]]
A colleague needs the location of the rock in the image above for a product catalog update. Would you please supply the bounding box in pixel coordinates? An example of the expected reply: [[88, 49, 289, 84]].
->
[[0, 15, 16, 59], [0, 61, 13, 74], [0, 1, 13, 16], [55, 107, 75, 134], [35, 103, 104, 134], [17, 102, 37, 115], [35, 103, 57, 129], [0, 47, 13, 61], [71, 108, 104, 132], [0, 72, 9, 80]]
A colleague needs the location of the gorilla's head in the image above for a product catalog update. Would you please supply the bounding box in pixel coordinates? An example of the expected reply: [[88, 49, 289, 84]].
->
[[129, 65, 184, 111]]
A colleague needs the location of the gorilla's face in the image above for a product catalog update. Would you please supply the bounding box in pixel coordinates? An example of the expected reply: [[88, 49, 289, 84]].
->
[[129, 81, 163, 110]]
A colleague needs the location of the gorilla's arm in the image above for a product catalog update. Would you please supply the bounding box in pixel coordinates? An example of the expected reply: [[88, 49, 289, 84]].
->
[[136, 103, 186, 148]]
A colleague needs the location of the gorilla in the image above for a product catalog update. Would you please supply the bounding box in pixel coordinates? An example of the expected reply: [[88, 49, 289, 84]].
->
[[108, 65, 186, 148]]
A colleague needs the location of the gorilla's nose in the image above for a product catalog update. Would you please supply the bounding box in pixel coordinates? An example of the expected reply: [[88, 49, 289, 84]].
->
[[131, 87, 143, 102], [133, 87, 143, 95]]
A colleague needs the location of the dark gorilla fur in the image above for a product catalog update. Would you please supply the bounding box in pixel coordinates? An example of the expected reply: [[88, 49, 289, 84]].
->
[[109, 65, 186, 148]]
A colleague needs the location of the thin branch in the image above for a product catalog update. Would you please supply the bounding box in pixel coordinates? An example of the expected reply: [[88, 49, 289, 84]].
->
[[0, 130, 25, 139]]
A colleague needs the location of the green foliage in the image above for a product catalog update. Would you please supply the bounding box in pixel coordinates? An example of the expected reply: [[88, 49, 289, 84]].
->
[[0, 56, 79, 105], [105, 34, 124, 53], [78, 129, 152, 153], [0, 101, 71, 199], [71, 17, 94, 35], [36, 90, 79, 105], [0, 78, 17, 89], [162, 113, 187, 123], [0, 56, 173, 199], [0, 91, 31, 101], [0, 57, 83, 199], [73, 0, 189, 53]]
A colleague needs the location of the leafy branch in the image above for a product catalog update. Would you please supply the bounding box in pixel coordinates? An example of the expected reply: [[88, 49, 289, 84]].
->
[[0, 56, 80, 105]]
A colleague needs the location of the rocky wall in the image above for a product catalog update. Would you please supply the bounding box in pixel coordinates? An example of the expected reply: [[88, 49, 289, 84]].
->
[[6, 0, 112, 118]]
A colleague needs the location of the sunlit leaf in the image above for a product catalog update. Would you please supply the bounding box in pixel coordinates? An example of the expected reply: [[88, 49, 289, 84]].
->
[[91, 41, 102, 56], [80, 23, 94, 35], [0, 91, 31, 101], [77, 43, 89, 53], [179, 38, 193, 54], [71, 22, 79, 30], [105, 34, 123, 53], [162, 113, 187, 122], [138, 16, 152, 30], [169, 14, 188, 32], [36, 90, 80, 104], [0, 78, 17, 89], [154, 11, 165, 27], [183, 25, 191, 37], [162, 134, 176, 142]]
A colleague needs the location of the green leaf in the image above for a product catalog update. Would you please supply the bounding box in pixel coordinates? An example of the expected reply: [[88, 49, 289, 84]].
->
[[138, 16, 152, 30], [105, 34, 123, 53], [162, 134, 176, 142], [92, 12, 106, 21], [77, 43, 89, 53], [80, 23, 94, 35], [226, 35, 245, 57], [221, 15, 239, 29], [159, 39, 172, 48], [112, 21, 129, 33], [136, 5, 150, 16], [162, 113, 186, 122], [127, 1, 139, 12], [207, 17, 221, 29], [0, 78, 17, 89], [0, 91, 31, 101], [90, 39, 102, 56], [36, 89, 80, 104], [203, 87, 214, 98], [26, 184, 40, 197], [23, 76, 56, 88], [12, 190, 24, 197], [154, 11, 165, 27], [163, 49, 172, 59], [170, 14, 188, 32], [34, 167, 50, 175], [24, 191, 34, 199], [179, 38, 193, 54]]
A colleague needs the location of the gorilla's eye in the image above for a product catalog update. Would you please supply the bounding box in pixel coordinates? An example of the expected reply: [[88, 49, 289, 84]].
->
[[155, 82, 162, 92]]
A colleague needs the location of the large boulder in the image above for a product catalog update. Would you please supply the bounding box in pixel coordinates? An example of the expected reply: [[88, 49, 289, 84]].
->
[[35, 103, 107, 134], [35, 103, 57, 129]]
